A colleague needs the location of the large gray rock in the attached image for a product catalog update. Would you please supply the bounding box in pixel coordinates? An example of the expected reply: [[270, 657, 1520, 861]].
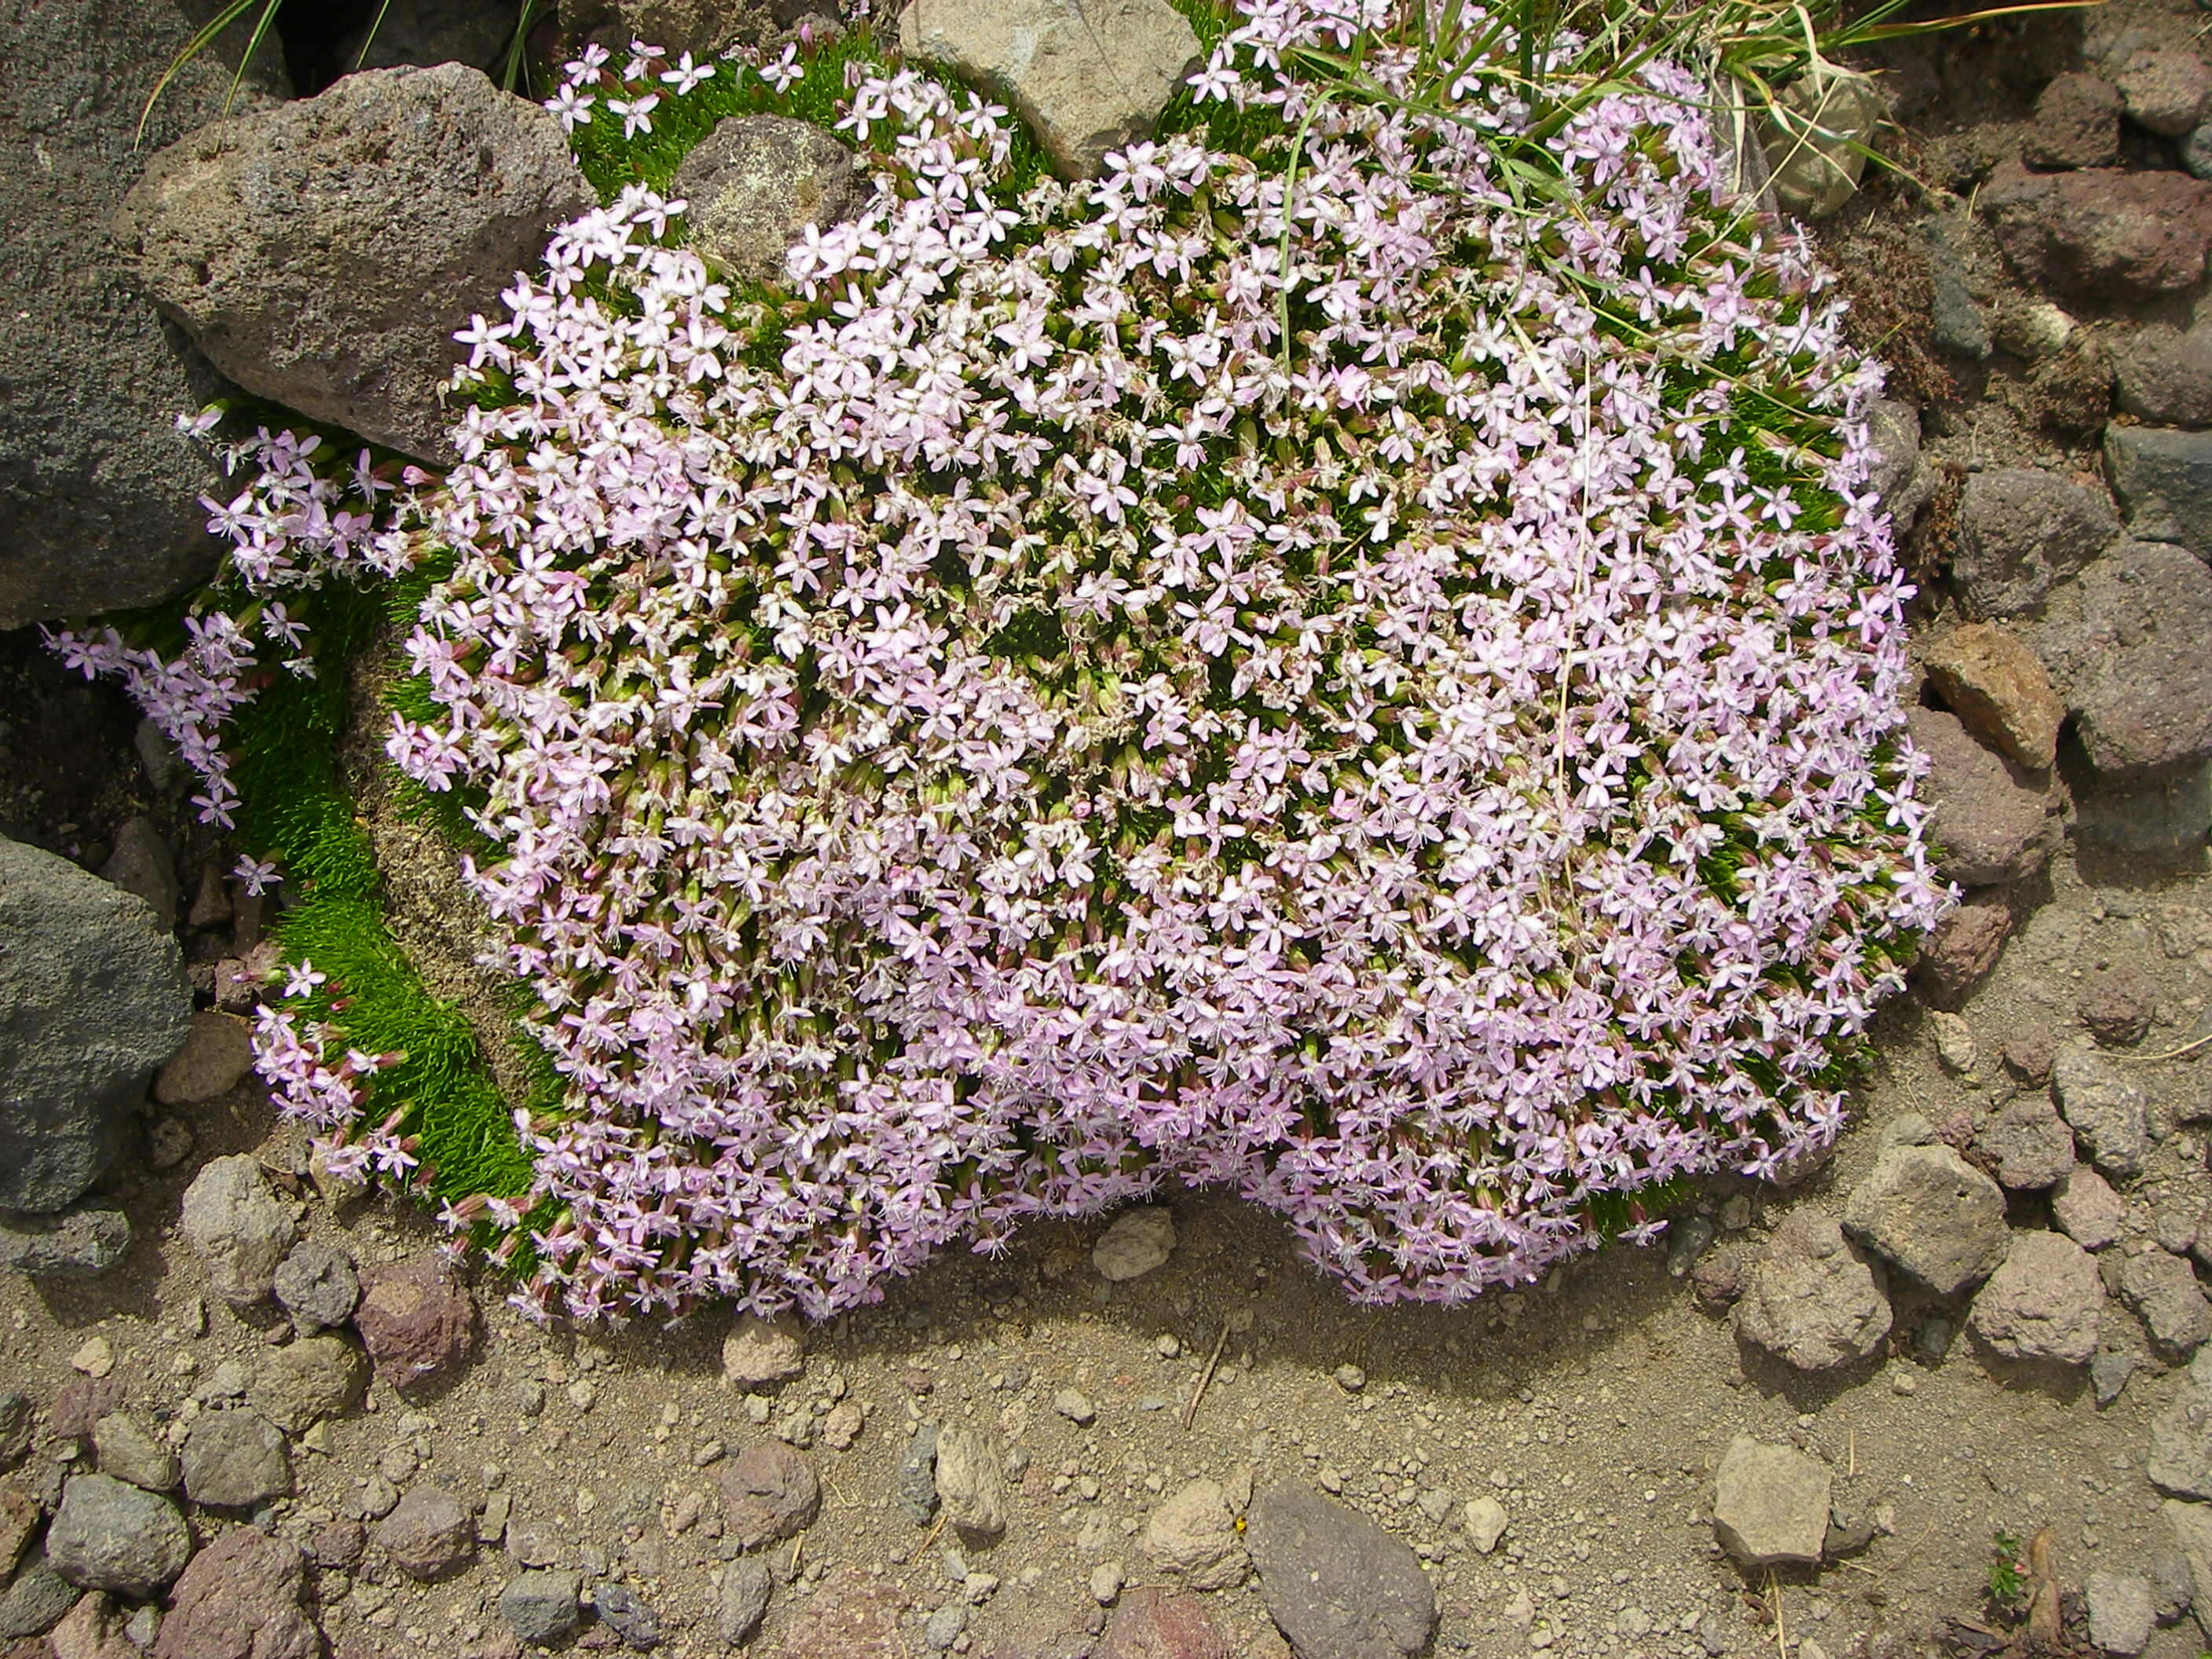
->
[[1245, 1483, 1437, 1659], [504, 1568, 584, 1644], [179, 1155, 298, 1307], [1732, 1212, 1892, 1372], [113, 63, 595, 465], [673, 115, 869, 287], [1966, 1229, 2101, 1365], [2150, 1369, 2212, 1499], [2052, 1046, 2150, 1179], [1954, 467, 2119, 618], [1712, 1437, 1830, 1569], [1972, 1093, 2075, 1191], [0, 0, 278, 628], [1840, 1144, 2009, 1295], [2105, 424, 2212, 555], [2032, 540, 2212, 782], [44, 1474, 191, 1599], [0, 1206, 130, 1278], [899, 0, 1201, 180], [2116, 324, 2212, 429], [1904, 707, 2061, 888], [0, 836, 191, 1214]]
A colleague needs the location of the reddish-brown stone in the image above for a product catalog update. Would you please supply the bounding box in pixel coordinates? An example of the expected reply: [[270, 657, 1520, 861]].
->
[[353, 1256, 477, 1392]]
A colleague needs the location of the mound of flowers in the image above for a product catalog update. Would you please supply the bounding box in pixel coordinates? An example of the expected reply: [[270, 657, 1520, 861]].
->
[[60, 0, 1946, 1321]]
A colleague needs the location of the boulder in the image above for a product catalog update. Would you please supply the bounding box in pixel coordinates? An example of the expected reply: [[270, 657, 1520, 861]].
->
[[1712, 1437, 1831, 1569], [720, 1309, 805, 1388], [1097, 1587, 1229, 1659], [1840, 1144, 2009, 1295], [1905, 708, 2061, 887], [0, 0, 275, 627], [899, 0, 1202, 180], [43, 1477, 190, 1600], [152, 1525, 318, 1659], [672, 115, 869, 287], [1953, 467, 2119, 619], [1731, 1212, 1892, 1372], [2104, 425, 2212, 555], [113, 64, 595, 465], [1921, 622, 2065, 771], [178, 1156, 297, 1308], [0, 837, 190, 1214], [1981, 161, 2212, 299], [2032, 540, 2212, 782], [270, 1240, 360, 1335], [2115, 323, 2212, 429], [1966, 1229, 2101, 1365], [2052, 1047, 2149, 1179], [504, 1569, 585, 1644], [2023, 72, 2122, 169], [1244, 1483, 1436, 1659], [151, 1010, 255, 1106]]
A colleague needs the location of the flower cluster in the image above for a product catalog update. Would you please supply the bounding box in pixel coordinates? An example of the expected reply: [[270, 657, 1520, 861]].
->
[[249, 962, 416, 1185], [49, 419, 415, 857], [359, 0, 1947, 1320]]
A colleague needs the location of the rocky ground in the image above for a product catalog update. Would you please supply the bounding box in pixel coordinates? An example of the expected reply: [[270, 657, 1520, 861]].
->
[[6, 0, 2212, 1655]]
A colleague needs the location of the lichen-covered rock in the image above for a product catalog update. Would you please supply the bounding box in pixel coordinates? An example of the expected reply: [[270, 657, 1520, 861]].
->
[[1967, 1229, 2100, 1365], [0, 837, 191, 1214], [1841, 1144, 2009, 1295], [0, 1207, 130, 1280], [672, 115, 869, 287], [180, 1409, 291, 1510], [1922, 622, 2065, 772], [248, 1335, 368, 1434], [1982, 161, 2212, 299], [1954, 467, 2119, 620], [899, 0, 1201, 179], [112, 64, 595, 465], [178, 1157, 298, 1308], [1905, 707, 2061, 887], [1732, 1213, 1892, 1372], [2104, 426, 2212, 556]]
